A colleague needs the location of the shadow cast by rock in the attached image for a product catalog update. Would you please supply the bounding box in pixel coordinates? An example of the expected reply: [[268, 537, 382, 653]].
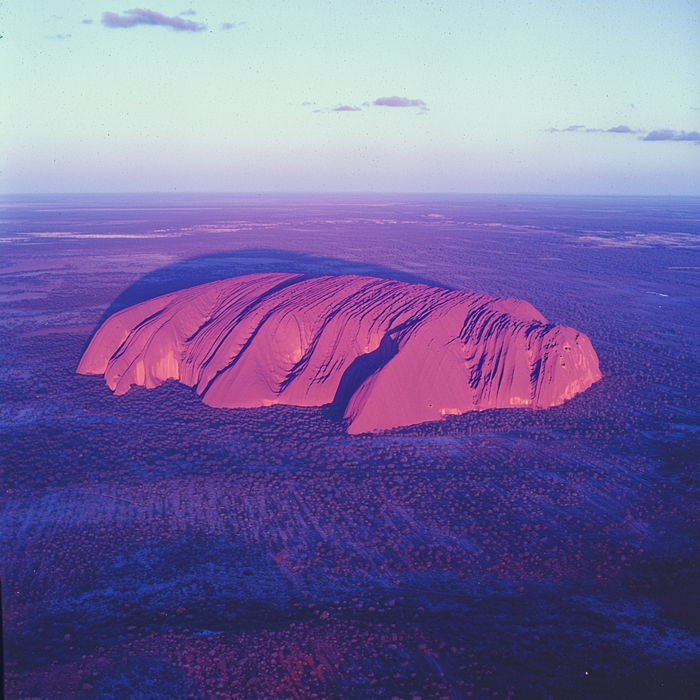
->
[[327, 332, 400, 421]]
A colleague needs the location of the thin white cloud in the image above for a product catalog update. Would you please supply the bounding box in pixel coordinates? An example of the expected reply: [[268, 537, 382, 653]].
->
[[373, 96, 427, 110], [547, 124, 699, 144], [642, 129, 700, 144], [102, 8, 206, 31]]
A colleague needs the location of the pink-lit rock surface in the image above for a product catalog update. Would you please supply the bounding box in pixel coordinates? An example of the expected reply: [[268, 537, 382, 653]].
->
[[77, 273, 602, 433]]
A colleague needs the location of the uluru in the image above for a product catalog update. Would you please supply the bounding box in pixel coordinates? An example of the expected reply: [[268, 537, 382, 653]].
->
[[77, 273, 602, 433]]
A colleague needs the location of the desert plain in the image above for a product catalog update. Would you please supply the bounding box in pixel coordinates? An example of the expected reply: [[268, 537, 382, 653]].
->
[[1, 193, 699, 699]]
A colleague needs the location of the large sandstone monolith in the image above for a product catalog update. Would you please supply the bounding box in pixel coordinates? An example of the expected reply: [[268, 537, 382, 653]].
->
[[78, 274, 602, 433]]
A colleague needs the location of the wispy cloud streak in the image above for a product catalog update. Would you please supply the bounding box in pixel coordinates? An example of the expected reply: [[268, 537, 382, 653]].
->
[[546, 125, 585, 132], [642, 129, 700, 143], [583, 125, 643, 133], [547, 124, 698, 143], [373, 96, 427, 110], [101, 8, 206, 31], [606, 125, 637, 133]]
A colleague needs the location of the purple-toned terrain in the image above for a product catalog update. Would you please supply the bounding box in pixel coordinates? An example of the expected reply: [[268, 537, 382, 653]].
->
[[1, 194, 699, 700], [77, 274, 601, 434]]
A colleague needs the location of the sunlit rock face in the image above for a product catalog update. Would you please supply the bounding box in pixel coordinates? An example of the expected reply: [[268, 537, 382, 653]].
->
[[78, 273, 602, 433]]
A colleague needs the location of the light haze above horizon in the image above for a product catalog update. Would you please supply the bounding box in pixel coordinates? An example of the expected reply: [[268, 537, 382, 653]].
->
[[2, 0, 698, 195]]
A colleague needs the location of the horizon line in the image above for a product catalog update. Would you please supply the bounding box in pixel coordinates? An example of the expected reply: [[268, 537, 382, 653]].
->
[[1, 191, 698, 198]]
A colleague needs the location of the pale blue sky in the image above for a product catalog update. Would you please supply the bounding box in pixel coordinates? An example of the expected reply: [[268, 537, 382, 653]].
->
[[2, 0, 698, 194]]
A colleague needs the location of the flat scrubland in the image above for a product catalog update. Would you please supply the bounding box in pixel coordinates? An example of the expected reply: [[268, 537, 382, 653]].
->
[[1, 194, 699, 700]]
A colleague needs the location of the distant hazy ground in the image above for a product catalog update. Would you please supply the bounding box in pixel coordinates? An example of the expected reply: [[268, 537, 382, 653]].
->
[[1, 194, 699, 700]]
